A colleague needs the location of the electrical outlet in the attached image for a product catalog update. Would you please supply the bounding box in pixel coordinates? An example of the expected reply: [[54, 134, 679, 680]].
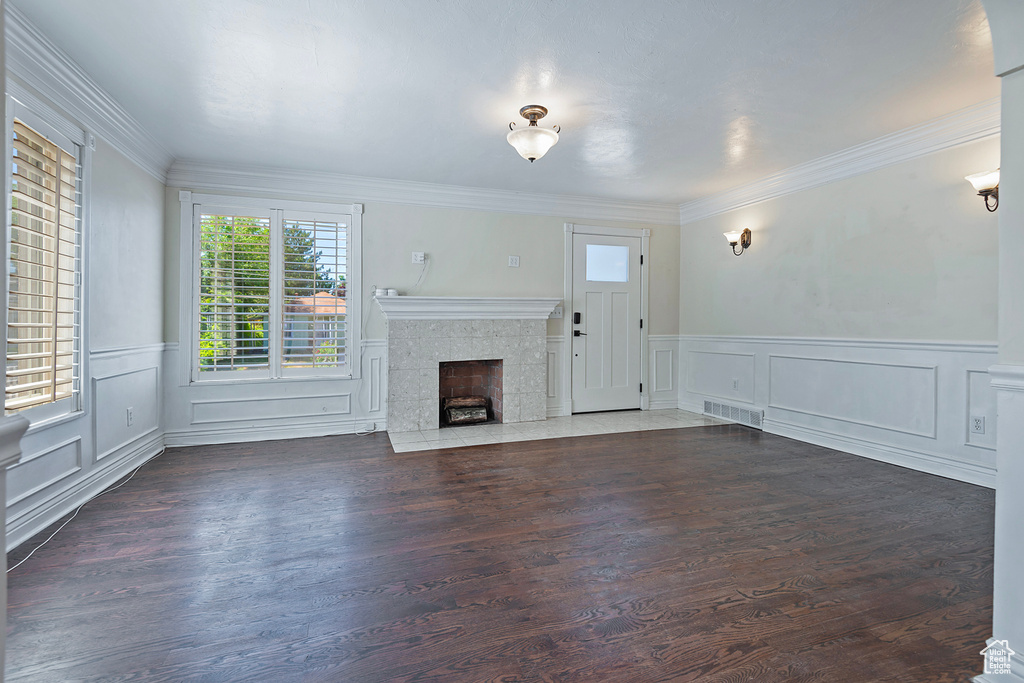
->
[[411, 251, 425, 264], [126, 407, 134, 427], [732, 378, 739, 390], [971, 415, 986, 434], [508, 255, 520, 268]]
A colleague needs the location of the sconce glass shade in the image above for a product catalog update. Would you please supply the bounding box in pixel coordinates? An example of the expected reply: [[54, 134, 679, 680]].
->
[[723, 228, 752, 256], [507, 126, 559, 162], [965, 169, 1000, 192]]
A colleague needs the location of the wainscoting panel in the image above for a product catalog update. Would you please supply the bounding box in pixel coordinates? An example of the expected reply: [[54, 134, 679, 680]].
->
[[6, 437, 81, 508], [7, 344, 167, 550], [191, 393, 352, 425], [163, 339, 388, 446], [679, 336, 998, 487], [648, 335, 681, 410], [546, 336, 568, 416], [967, 369, 997, 451], [546, 335, 679, 414], [768, 355, 937, 438], [93, 366, 161, 460], [686, 350, 755, 405]]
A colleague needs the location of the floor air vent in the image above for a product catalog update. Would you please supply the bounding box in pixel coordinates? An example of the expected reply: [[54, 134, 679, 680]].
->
[[703, 399, 763, 429]]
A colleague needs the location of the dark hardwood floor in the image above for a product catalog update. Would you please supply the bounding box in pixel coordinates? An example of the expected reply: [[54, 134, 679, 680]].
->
[[6, 425, 993, 682]]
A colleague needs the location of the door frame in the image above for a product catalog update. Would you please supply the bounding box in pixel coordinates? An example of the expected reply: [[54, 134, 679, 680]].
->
[[562, 223, 650, 415]]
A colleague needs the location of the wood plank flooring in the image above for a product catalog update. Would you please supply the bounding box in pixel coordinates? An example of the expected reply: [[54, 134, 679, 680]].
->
[[6, 425, 994, 682]]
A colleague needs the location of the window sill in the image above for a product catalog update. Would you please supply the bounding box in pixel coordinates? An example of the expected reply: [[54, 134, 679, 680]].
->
[[189, 372, 355, 387], [24, 408, 86, 436]]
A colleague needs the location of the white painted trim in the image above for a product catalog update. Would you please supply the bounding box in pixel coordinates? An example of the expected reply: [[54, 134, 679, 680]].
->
[[90, 343, 166, 361], [5, 432, 164, 552], [163, 416, 384, 447], [681, 334, 996, 354], [0, 416, 30, 470], [167, 160, 680, 226], [766, 418, 996, 489], [4, 5, 173, 182], [374, 296, 560, 320], [990, 364, 1024, 391], [678, 98, 1001, 224], [767, 355, 939, 439], [562, 223, 649, 414]]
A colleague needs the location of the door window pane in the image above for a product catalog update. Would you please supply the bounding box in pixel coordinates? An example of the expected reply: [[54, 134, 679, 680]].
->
[[586, 244, 629, 282]]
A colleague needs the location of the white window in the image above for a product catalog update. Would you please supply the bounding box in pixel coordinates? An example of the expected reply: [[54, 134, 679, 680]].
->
[[189, 196, 361, 381], [5, 102, 84, 418]]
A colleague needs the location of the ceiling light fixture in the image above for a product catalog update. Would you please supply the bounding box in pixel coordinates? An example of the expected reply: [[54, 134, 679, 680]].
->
[[965, 169, 1000, 212], [724, 228, 752, 256], [507, 105, 560, 162]]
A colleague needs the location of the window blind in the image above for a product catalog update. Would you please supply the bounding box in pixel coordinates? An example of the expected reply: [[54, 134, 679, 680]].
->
[[6, 120, 81, 414], [198, 214, 272, 372], [281, 217, 347, 370]]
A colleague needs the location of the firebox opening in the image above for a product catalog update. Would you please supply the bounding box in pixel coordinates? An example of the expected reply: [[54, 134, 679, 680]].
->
[[439, 359, 503, 427]]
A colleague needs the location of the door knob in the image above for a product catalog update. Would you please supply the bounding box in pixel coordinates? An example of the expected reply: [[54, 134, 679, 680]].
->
[[573, 330, 587, 336]]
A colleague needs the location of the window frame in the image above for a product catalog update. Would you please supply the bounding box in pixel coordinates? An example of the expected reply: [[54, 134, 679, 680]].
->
[[182, 193, 362, 385], [4, 94, 90, 426]]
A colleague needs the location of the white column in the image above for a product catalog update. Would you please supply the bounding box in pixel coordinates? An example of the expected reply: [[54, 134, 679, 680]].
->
[[981, 2, 1024, 680], [0, 415, 29, 683]]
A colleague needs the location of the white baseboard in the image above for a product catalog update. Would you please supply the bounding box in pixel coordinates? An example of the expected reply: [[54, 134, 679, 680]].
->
[[163, 416, 385, 447], [648, 398, 679, 410], [6, 432, 164, 552], [767, 418, 996, 488]]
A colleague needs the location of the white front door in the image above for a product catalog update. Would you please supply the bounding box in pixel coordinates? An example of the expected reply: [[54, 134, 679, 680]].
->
[[571, 233, 642, 413]]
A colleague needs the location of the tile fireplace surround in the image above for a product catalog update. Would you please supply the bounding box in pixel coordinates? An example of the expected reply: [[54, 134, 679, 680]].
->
[[376, 297, 561, 433]]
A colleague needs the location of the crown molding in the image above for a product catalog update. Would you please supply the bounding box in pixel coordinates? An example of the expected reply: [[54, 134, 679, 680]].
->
[[166, 160, 681, 226], [5, 5, 173, 182], [678, 98, 1001, 225]]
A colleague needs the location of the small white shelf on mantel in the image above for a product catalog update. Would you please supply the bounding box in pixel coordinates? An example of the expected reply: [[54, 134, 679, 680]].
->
[[375, 296, 561, 320]]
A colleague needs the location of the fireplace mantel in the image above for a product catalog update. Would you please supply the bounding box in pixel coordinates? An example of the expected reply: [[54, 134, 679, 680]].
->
[[375, 296, 560, 320]]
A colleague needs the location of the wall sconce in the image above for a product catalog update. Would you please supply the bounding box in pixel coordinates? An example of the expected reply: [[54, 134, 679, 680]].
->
[[965, 169, 999, 212], [724, 228, 752, 256]]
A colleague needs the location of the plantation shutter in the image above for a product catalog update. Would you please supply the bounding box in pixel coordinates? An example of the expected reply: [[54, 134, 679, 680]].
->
[[281, 215, 347, 371], [6, 119, 81, 414], [198, 214, 272, 373]]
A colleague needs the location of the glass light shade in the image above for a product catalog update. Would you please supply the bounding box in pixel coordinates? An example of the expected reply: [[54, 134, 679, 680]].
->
[[507, 126, 559, 161], [965, 169, 1000, 192], [723, 230, 742, 244]]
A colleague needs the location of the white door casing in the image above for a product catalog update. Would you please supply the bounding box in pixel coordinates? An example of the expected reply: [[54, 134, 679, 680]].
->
[[563, 224, 649, 414]]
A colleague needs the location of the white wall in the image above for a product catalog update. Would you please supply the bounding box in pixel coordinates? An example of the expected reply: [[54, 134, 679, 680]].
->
[[6, 140, 166, 550], [678, 137, 1001, 488], [90, 138, 164, 348], [160, 190, 681, 444], [679, 137, 1000, 340]]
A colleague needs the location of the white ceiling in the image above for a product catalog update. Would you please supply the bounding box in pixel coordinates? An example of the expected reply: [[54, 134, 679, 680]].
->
[[10, 0, 999, 205]]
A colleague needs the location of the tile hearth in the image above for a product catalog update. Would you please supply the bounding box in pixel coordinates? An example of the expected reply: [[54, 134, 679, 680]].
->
[[387, 409, 727, 452]]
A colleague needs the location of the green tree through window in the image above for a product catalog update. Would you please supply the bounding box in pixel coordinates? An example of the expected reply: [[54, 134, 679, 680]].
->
[[198, 215, 341, 371]]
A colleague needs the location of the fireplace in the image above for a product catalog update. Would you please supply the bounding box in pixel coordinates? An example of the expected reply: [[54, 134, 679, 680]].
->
[[439, 359, 502, 426], [375, 296, 560, 433]]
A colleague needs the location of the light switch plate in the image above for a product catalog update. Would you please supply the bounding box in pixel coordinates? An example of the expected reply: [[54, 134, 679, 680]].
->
[[508, 255, 520, 268], [550, 306, 563, 319]]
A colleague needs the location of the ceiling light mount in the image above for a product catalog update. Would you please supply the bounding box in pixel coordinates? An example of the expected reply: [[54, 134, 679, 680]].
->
[[724, 228, 752, 256], [507, 104, 560, 162]]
